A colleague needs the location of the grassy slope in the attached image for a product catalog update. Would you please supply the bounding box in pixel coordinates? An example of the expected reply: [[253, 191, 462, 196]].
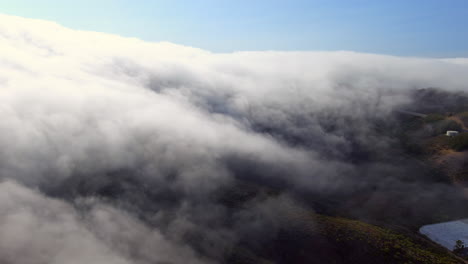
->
[[313, 214, 462, 264], [401, 111, 468, 183], [228, 211, 463, 264]]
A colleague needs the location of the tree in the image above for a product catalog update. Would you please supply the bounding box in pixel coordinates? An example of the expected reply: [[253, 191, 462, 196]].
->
[[453, 240, 465, 253]]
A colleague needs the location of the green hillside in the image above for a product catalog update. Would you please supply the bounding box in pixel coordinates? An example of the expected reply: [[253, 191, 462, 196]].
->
[[228, 212, 463, 264]]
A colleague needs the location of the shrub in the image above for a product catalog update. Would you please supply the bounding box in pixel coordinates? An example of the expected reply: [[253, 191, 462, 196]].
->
[[449, 133, 468, 151], [459, 112, 468, 127], [424, 114, 445, 123]]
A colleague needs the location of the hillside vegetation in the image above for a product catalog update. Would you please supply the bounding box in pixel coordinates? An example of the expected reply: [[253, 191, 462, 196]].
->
[[229, 213, 463, 264], [399, 90, 468, 183]]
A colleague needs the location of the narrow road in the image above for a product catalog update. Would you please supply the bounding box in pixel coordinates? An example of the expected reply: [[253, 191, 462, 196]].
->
[[395, 110, 428, 118]]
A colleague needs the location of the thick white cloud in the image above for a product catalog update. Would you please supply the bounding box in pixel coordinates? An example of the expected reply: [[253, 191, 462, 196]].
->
[[1, 14, 466, 186], [0, 181, 213, 264], [0, 13, 467, 264]]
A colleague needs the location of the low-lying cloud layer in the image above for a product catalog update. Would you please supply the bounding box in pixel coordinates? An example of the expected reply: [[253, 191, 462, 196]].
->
[[0, 14, 467, 264]]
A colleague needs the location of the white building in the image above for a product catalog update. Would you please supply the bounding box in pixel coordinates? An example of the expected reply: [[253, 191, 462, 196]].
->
[[446, 131, 459, 137]]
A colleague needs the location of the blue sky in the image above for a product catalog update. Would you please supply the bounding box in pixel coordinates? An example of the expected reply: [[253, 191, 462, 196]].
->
[[1, 0, 467, 57]]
